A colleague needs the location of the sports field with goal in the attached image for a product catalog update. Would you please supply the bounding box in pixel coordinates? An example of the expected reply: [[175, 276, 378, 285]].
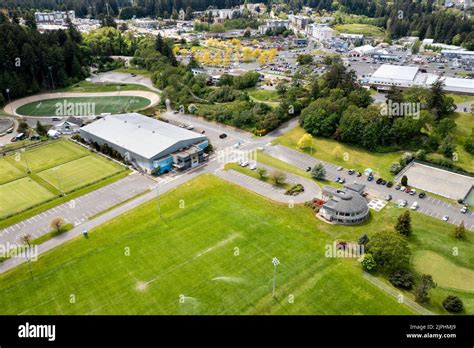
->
[[16, 96, 151, 117], [0, 140, 126, 219]]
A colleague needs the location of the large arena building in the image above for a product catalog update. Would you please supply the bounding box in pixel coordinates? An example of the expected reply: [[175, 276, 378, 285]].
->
[[368, 64, 474, 95], [79, 113, 209, 174]]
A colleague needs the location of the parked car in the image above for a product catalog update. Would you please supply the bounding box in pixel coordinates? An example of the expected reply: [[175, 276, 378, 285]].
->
[[381, 180, 387, 185], [386, 181, 393, 188], [395, 184, 401, 190], [337, 166, 343, 171], [367, 175, 374, 181], [306, 166, 312, 172], [335, 176, 341, 183], [356, 172, 362, 177], [338, 177, 346, 184], [385, 194, 392, 201], [409, 189, 416, 195], [219, 133, 227, 139], [418, 192, 426, 199], [398, 199, 407, 207], [442, 215, 449, 222], [178, 123, 186, 128], [376, 178, 383, 184], [460, 206, 468, 214], [185, 125, 194, 130], [411, 202, 419, 210], [249, 164, 257, 170], [348, 169, 355, 175], [239, 160, 249, 167]]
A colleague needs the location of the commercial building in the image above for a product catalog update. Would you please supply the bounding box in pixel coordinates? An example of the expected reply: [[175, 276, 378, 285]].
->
[[79, 113, 209, 174], [368, 64, 474, 94], [258, 19, 289, 35], [288, 15, 309, 31], [34, 11, 75, 24], [319, 184, 369, 225], [307, 24, 335, 42]]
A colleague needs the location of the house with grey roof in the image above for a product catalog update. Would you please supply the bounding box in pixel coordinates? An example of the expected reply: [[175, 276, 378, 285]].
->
[[79, 113, 209, 174], [319, 184, 369, 225]]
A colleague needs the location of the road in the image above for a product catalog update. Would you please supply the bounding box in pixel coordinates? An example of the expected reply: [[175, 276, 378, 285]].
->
[[260, 144, 474, 230]]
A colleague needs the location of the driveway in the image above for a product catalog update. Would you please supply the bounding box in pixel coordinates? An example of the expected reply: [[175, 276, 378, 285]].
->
[[261, 144, 474, 230]]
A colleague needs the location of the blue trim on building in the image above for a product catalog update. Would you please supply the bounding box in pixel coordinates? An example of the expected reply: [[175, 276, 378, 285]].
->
[[153, 156, 173, 174]]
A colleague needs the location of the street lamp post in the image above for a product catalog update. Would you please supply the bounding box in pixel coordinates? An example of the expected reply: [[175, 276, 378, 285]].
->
[[272, 257, 280, 298]]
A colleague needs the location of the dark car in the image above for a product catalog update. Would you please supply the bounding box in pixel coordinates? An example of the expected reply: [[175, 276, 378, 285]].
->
[[348, 169, 355, 175], [356, 172, 362, 177], [306, 166, 312, 172], [367, 175, 374, 182], [419, 192, 426, 199], [219, 133, 227, 139], [381, 180, 387, 185], [395, 184, 401, 190], [386, 181, 393, 188], [376, 178, 383, 184]]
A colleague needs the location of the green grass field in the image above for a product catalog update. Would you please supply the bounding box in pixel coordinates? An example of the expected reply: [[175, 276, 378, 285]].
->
[[16, 96, 151, 117], [38, 155, 123, 193], [272, 127, 403, 179], [0, 140, 125, 219], [0, 158, 25, 184], [5, 140, 89, 173], [333, 24, 385, 37], [0, 174, 415, 315], [0, 177, 56, 218], [58, 81, 153, 93]]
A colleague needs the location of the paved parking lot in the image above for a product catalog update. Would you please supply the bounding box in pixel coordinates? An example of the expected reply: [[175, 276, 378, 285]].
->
[[396, 162, 474, 200]]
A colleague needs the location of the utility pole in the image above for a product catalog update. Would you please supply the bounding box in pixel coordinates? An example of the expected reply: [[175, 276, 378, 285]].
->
[[272, 257, 280, 298]]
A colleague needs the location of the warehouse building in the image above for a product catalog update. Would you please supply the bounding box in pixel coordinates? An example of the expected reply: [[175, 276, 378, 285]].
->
[[79, 113, 209, 174], [368, 64, 474, 94]]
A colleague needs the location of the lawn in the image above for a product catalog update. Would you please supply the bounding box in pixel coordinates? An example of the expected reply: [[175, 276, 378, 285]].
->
[[0, 158, 25, 184], [333, 24, 385, 37], [59, 81, 152, 93], [0, 175, 414, 315], [16, 96, 151, 117], [6, 140, 89, 173], [450, 112, 474, 173], [247, 88, 281, 102], [272, 127, 402, 179], [0, 140, 127, 220], [38, 155, 123, 193], [0, 177, 55, 218]]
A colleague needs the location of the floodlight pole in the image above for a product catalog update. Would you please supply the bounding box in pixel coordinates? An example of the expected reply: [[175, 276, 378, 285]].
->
[[272, 257, 280, 298], [54, 168, 63, 195]]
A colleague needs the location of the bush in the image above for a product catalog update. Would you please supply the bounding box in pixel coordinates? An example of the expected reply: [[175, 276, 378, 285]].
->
[[389, 269, 414, 289], [284, 184, 304, 196], [366, 230, 411, 273], [361, 253, 377, 271], [390, 162, 402, 174], [442, 295, 464, 313], [401, 175, 408, 186]]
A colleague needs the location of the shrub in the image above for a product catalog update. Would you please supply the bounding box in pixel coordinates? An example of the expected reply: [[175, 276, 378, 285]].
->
[[360, 253, 377, 271], [442, 295, 464, 313], [366, 230, 411, 273], [390, 162, 402, 174], [389, 269, 414, 289], [414, 274, 436, 303], [401, 175, 408, 186]]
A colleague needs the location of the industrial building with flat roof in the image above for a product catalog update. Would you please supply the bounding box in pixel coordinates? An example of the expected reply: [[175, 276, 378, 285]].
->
[[79, 113, 209, 174], [368, 64, 474, 94]]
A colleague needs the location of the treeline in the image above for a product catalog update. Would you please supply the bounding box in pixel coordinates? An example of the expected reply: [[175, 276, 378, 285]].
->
[[0, 12, 88, 104], [0, 0, 255, 18], [300, 61, 457, 159]]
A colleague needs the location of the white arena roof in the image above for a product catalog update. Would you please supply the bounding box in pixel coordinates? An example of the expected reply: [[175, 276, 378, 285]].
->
[[371, 64, 419, 82], [80, 113, 206, 159]]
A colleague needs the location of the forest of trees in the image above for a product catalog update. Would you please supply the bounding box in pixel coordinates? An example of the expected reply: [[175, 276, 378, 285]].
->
[[0, 12, 88, 105]]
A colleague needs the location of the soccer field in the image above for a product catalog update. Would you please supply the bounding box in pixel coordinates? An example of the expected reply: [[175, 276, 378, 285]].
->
[[7, 140, 90, 173], [0, 140, 126, 219], [0, 177, 55, 218], [16, 96, 151, 117], [0, 158, 25, 184], [0, 175, 415, 315], [38, 155, 124, 193]]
